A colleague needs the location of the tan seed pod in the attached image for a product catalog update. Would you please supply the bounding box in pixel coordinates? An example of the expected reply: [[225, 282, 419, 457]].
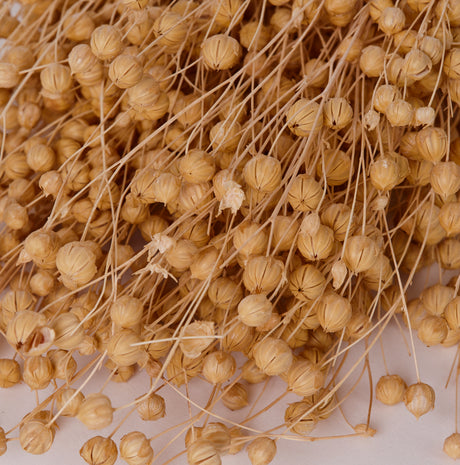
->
[[373, 85, 401, 113], [180, 321, 215, 359], [444, 433, 460, 459], [153, 13, 187, 49], [80, 436, 118, 465], [238, 294, 273, 327], [438, 238, 460, 269], [284, 401, 318, 435], [201, 35, 242, 70], [63, 12, 95, 41], [403, 49, 432, 81], [108, 55, 143, 89], [0, 358, 21, 388], [120, 431, 153, 465], [272, 215, 300, 252], [40, 64, 72, 94], [48, 349, 77, 381], [222, 383, 249, 410], [26, 144, 55, 172], [243, 155, 282, 193], [317, 292, 352, 333], [297, 225, 335, 261], [68, 44, 99, 74], [420, 284, 454, 316], [0, 62, 20, 88], [359, 45, 385, 77], [136, 393, 166, 421], [110, 296, 143, 328], [444, 49, 460, 79], [56, 241, 97, 290], [241, 359, 268, 384], [107, 329, 143, 367], [323, 98, 353, 130], [287, 175, 322, 212], [370, 156, 400, 191], [223, 322, 255, 353], [0, 426, 6, 456], [90, 25, 124, 61], [233, 221, 268, 257], [247, 437, 276, 465], [253, 337, 293, 376], [385, 99, 414, 127], [19, 419, 55, 455], [343, 235, 379, 273], [187, 439, 221, 465], [52, 312, 85, 350], [416, 127, 447, 162], [180, 150, 215, 184], [243, 256, 284, 294], [210, 120, 241, 151], [201, 423, 231, 453], [414, 106, 435, 126], [3, 200, 28, 230], [56, 388, 85, 417], [23, 356, 54, 390], [404, 382, 435, 418], [376, 374, 407, 405], [287, 360, 325, 397], [208, 278, 243, 309], [288, 264, 326, 301], [430, 162, 460, 199], [1, 289, 35, 322], [77, 393, 114, 430], [286, 99, 323, 136], [210, 0, 245, 27], [378, 7, 405, 34], [445, 297, 460, 330], [417, 315, 448, 346], [317, 149, 353, 186]]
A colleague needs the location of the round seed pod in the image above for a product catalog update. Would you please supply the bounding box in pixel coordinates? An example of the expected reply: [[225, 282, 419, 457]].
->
[[153, 12, 187, 49], [317, 292, 352, 333], [107, 329, 142, 367], [239, 21, 271, 51], [202, 351, 236, 384], [40, 64, 72, 94], [243, 155, 282, 193], [0, 62, 20, 88], [3, 200, 28, 230], [52, 312, 85, 350], [376, 374, 406, 405], [26, 144, 55, 172], [242, 256, 284, 294], [201, 423, 231, 453], [210, 0, 245, 27], [90, 25, 123, 61], [23, 356, 54, 390], [323, 97, 353, 130], [289, 264, 326, 302], [247, 437, 276, 465], [108, 55, 143, 89], [68, 44, 99, 74], [19, 419, 55, 455], [80, 436, 117, 465], [190, 247, 222, 280], [120, 431, 153, 465], [210, 120, 241, 151], [359, 45, 385, 77], [238, 294, 273, 327], [378, 7, 405, 34], [287, 360, 325, 397], [63, 12, 95, 41], [201, 35, 242, 70], [222, 383, 249, 410], [373, 85, 401, 113], [56, 241, 98, 290], [284, 401, 318, 435], [385, 99, 414, 127], [180, 150, 215, 184], [403, 49, 432, 81], [431, 162, 460, 198], [253, 337, 293, 376], [180, 321, 215, 359], [336, 36, 363, 62], [420, 284, 454, 316], [110, 296, 143, 328], [187, 439, 221, 465], [287, 175, 322, 212], [286, 99, 323, 136], [223, 322, 254, 353], [233, 222, 268, 257], [272, 215, 300, 252], [416, 127, 447, 162], [241, 359, 268, 384], [414, 106, 435, 126], [1, 289, 35, 322], [0, 427, 6, 456], [417, 315, 448, 346], [77, 393, 114, 430], [404, 382, 435, 418], [297, 225, 334, 261], [370, 156, 400, 191], [321, 203, 353, 241], [438, 238, 460, 269], [444, 49, 460, 79], [136, 393, 166, 421], [146, 326, 173, 360], [343, 235, 379, 273], [18, 102, 41, 130], [444, 297, 460, 330], [0, 358, 21, 388], [48, 349, 77, 380], [55, 388, 85, 417], [317, 149, 353, 186], [165, 239, 198, 272], [444, 433, 460, 459]]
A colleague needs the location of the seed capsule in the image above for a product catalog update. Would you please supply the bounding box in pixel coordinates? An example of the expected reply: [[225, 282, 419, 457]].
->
[[77, 394, 114, 430], [444, 433, 460, 459], [80, 436, 118, 465], [202, 351, 236, 384], [404, 382, 435, 418], [360, 45, 385, 77], [19, 418, 55, 455], [343, 235, 379, 273], [247, 437, 276, 465], [430, 162, 460, 199], [187, 439, 221, 465], [56, 388, 85, 417], [317, 292, 352, 333], [243, 155, 282, 193], [416, 127, 447, 162], [417, 315, 448, 346], [201, 35, 242, 70], [120, 431, 153, 465], [222, 383, 249, 411], [376, 375, 407, 405], [287, 99, 323, 136], [253, 337, 293, 376], [288, 175, 322, 212], [136, 393, 166, 421], [0, 358, 21, 388], [243, 256, 284, 294], [90, 25, 123, 61], [108, 55, 143, 89], [153, 13, 187, 50]]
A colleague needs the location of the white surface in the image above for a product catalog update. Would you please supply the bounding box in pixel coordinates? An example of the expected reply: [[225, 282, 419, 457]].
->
[[1, 321, 459, 465]]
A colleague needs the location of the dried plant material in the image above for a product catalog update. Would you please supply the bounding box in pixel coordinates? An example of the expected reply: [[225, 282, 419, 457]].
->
[[376, 375, 407, 405], [404, 383, 435, 418], [77, 394, 114, 430], [247, 437, 276, 465], [80, 436, 118, 465]]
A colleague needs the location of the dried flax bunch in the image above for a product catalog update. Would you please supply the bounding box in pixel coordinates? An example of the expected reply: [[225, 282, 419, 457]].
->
[[1, 0, 460, 462]]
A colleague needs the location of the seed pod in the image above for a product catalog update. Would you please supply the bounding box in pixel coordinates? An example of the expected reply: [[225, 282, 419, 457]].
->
[[0, 426, 5, 456], [187, 439, 221, 465], [288, 175, 322, 212], [153, 12, 187, 49], [336, 36, 363, 62], [48, 349, 77, 381], [416, 127, 447, 162], [287, 359, 325, 397], [77, 393, 113, 430], [3, 200, 28, 230], [222, 383, 249, 410], [369, 156, 400, 191], [284, 401, 318, 435], [109, 296, 143, 328], [297, 225, 334, 261], [90, 25, 123, 61], [373, 85, 401, 113], [271, 215, 299, 252], [1, 289, 35, 323], [247, 437, 276, 465], [201, 35, 242, 70], [378, 7, 405, 34], [253, 337, 293, 376], [136, 393, 166, 421], [80, 436, 118, 465], [444, 433, 460, 459], [286, 99, 323, 136], [210, 120, 241, 151], [179, 150, 215, 184], [23, 356, 54, 390], [316, 292, 352, 333], [51, 312, 85, 350], [403, 49, 432, 81], [404, 382, 435, 418], [289, 264, 326, 301], [385, 99, 414, 127], [40, 64, 72, 94], [243, 256, 284, 294], [414, 106, 435, 126], [238, 294, 273, 327], [210, 0, 245, 27], [417, 315, 448, 346], [223, 322, 254, 353], [107, 329, 142, 367], [420, 284, 454, 316], [63, 12, 95, 41], [120, 431, 153, 465], [233, 222, 268, 257], [444, 49, 460, 79], [359, 45, 385, 77], [323, 97, 353, 130], [201, 423, 231, 453], [343, 235, 379, 273], [56, 388, 85, 417], [19, 418, 55, 455], [0, 62, 20, 88], [375, 375, 406, 405], [445, 297, 460, 330], [317, 149, 353, 186], [108, 55, 143, 89], [0, 358, 21, 388], [56, 241, 97, 290], [202, 351, 236, 384], [180, 321, 215, 359], [241, 359, 268, 384], [243, 155, 282, 193], [431, 162, 460, 198]]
